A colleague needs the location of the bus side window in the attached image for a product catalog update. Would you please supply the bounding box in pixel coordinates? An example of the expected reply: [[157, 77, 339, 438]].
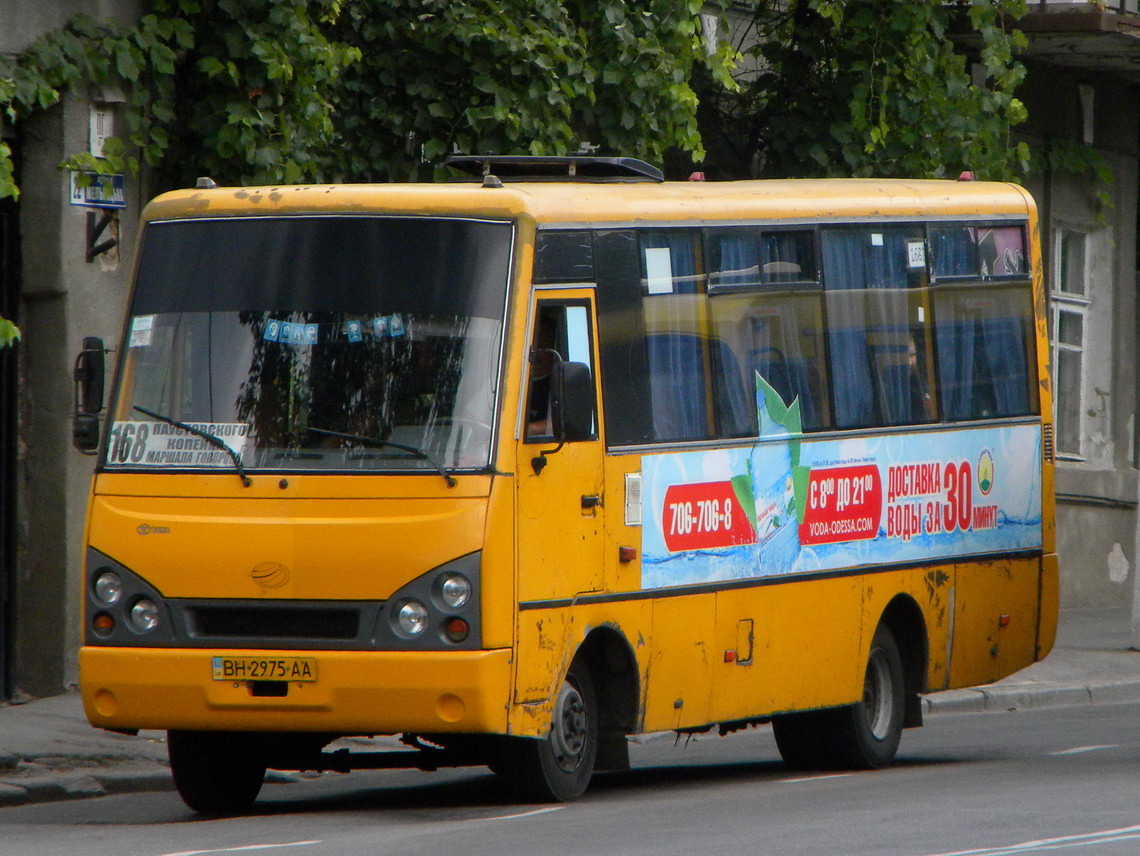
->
[[934, 286, 1037, 420], [821, 227, 935, 428], [930, 224, 1037, 421], [707, 229, 828, 433], [640, 230, 715, 442]]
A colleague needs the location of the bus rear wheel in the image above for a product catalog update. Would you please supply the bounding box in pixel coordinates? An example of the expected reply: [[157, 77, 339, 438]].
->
[[506, 660, 598, 802], [772, 624, 905, 770], [168, 730, 267, 814]]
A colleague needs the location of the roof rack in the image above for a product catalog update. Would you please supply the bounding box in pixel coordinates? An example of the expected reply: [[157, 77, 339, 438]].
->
[[444, 154, 664, 184]]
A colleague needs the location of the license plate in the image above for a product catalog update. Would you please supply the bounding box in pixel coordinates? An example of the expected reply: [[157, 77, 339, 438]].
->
[[211, 656, 317, 682]]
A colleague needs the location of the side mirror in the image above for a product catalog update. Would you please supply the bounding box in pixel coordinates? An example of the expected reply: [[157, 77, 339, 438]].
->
[[550, 360, 595, 443], [73, 337, 105, 454]]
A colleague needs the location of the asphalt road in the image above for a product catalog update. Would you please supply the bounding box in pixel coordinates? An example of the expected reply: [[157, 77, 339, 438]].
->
[[1, 701, 1138, 856]]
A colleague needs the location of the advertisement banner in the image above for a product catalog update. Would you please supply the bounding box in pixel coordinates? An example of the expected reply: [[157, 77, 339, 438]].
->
[[640, 379, 1043, 589]]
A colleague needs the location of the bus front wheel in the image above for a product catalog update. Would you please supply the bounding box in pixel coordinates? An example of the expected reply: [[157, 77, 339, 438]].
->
[[507, 660, 598, 802], [773, 624, 905, 770], [168, 730, 266, 814]]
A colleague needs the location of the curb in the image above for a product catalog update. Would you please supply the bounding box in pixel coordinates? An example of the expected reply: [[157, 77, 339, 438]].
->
[[0, 762, 172, 808], [923, 679, 1140, 715]]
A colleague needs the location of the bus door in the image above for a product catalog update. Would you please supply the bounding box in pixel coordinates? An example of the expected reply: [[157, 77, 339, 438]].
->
[[514, 297, 605, 704]]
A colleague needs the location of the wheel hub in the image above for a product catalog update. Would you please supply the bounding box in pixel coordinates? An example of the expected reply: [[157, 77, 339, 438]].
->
[[863, 647, 894, 741], [550, 680, 588, 773]]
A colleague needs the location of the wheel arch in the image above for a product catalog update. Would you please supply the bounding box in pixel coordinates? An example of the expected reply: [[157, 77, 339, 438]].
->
[[877, 594, 929, 728], [572, 623, 640, 771]]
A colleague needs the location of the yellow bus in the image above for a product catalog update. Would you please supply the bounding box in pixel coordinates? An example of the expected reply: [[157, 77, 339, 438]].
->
[[73, 156, 1057, 813]]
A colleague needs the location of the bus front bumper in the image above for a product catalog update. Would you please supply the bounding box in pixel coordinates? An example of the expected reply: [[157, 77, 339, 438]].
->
[[80, 646, 512, 735]]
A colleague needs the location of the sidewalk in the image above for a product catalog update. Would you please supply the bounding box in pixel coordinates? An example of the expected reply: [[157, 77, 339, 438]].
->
[[0, 608, 1137, 808], [923, 607, 1140, 714]]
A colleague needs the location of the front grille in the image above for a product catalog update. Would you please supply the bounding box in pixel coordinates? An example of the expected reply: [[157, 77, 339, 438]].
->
[[187, 604, 360, 640]]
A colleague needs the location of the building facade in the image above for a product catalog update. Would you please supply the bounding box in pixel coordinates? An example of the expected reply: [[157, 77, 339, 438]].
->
[[1015, 3, 1140, 644]]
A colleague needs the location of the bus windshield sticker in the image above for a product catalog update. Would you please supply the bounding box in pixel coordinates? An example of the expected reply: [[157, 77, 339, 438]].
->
[[645, 247, 674, 294], [370, 314, 406, 338], [129, 315, 155, 348], [108, 421, 250, 468], [271, 322, 320, 346]]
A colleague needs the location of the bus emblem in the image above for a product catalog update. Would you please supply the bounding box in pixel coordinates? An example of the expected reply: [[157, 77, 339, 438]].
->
[[250, 562, 290, 589]]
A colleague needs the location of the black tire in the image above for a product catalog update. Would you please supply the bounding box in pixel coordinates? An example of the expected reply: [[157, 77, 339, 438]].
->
[[506, 660, 598, 802], [168, 730, 267, 814], [771, 709, 830, 771], [773, 624, 905, 771], [833, 623, 905, 769]]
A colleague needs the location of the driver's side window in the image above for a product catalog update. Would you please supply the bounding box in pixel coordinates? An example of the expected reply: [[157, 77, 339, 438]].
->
[[525, 302, 594, 441]]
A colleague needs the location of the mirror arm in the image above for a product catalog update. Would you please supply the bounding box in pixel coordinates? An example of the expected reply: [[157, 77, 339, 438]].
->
[[531, 442, 565, 476]]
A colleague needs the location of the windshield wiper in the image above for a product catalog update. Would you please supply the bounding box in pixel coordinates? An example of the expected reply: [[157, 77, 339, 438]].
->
[[133, 405, 252, 487], [307, 427, 456, 487]]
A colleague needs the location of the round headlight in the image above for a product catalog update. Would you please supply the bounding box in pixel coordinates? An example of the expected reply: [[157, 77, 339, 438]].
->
[[397, 600, 429, 636], [439, 574, 472, 609], [93, 571, 123, 606], [128, 598, 160, 633]]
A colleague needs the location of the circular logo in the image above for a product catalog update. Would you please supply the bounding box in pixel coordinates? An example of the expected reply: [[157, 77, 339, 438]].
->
[[977, 450, 994, 496], [250, 562, 290, 589]]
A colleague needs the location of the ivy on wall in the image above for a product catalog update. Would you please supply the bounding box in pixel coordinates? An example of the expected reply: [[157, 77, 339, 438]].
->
[[1, 1, 357, 196]]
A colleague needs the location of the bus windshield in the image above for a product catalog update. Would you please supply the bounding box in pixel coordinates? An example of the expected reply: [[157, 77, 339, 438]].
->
[[105, 216, 513, 475]]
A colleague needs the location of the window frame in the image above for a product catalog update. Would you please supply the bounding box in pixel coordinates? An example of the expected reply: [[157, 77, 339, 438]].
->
[[1049, 227, 1090, 459]]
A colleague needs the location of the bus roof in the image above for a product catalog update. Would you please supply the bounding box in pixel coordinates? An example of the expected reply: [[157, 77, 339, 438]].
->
[[142, 177, 1036, 228]]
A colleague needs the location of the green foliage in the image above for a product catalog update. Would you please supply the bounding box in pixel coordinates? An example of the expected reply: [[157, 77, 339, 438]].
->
[[147, 0, 359, 188], [2, 1, 729, 194], [702, 0, 1030, 180], [327, 0, 729, 181], [1, 2, 358, 196], [0, 317, 18, 348]]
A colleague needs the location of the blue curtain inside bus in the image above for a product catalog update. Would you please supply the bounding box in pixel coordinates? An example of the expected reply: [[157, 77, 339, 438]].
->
[[935, 292, 1033, 420], [821, 229, 920, 428]]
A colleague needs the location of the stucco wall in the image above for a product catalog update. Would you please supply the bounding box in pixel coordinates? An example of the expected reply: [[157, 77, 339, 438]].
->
[[1021, 65, 1140, 609], [6, 2, 143, 696]]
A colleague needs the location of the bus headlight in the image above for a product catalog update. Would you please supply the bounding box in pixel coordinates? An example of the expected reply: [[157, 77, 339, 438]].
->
[[397, 600, 429, 636], [376, 551, 480, 649], [128, 598, 161, 633], [93, 571, 123, 605], [439, 574, 472, 609]]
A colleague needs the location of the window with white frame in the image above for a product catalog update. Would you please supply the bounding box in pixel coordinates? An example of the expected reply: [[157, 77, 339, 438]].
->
[[1050, 228, 1088, 458]]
